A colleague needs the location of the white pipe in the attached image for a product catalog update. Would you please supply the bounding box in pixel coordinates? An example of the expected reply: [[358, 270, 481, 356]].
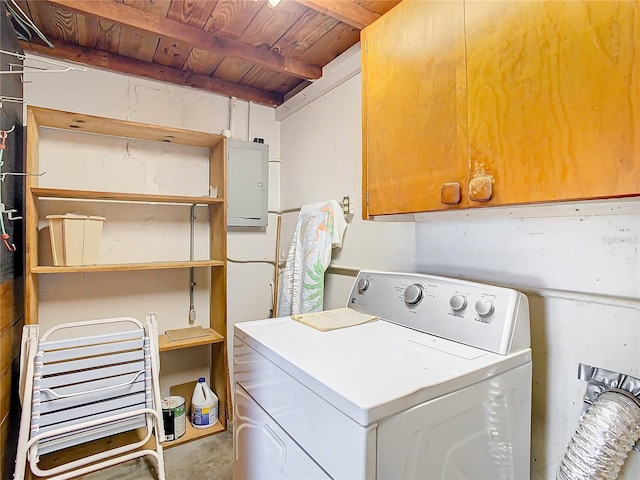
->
[[247, 100, 252, 142], [557, 390, 640, 480], [229, 96, 237, 139]]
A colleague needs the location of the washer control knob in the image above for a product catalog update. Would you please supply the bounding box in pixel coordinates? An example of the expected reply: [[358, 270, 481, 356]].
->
[[404, 284, 424, 306], [357, 278, 369, 293], [449, 294, 467, 311], [475, 298, 494, 317]]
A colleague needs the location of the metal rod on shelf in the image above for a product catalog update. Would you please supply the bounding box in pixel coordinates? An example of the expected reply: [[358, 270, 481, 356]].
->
[[189, 204, 196, 324]]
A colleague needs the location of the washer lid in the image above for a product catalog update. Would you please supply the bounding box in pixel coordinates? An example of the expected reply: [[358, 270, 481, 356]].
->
[[235, 316, 531, 426]]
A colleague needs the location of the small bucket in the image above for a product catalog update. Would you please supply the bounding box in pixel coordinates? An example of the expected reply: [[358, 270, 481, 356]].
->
[[162, 395, 186, 441]]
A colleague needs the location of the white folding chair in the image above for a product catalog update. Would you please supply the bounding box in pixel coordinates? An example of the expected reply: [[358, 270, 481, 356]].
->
[[14, 316, 166, 480]]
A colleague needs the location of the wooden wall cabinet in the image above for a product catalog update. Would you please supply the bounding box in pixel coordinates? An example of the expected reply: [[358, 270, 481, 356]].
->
[[25, 106, 229, 448], [362, 0, 640, 217]]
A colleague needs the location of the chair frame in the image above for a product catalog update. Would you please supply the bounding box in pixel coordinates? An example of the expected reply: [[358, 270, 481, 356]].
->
[[14, 316, 166, 480]]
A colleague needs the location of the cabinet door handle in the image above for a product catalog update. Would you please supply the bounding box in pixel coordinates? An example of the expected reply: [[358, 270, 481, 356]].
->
[[440, 182, 461, 205], [469, 176, 493, 202]]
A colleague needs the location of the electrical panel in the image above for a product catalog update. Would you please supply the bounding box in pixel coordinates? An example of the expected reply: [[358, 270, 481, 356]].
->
[[227, 139, 269, 227]]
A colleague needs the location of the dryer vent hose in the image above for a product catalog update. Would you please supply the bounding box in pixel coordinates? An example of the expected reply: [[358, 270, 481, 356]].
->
[[557, 390, 640, 480]]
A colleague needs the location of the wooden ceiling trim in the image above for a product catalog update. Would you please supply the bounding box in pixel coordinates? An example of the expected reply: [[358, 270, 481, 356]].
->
[[21, 39, 284, 107], [293, 0, 380, 30], [44, 0, 323, 80]]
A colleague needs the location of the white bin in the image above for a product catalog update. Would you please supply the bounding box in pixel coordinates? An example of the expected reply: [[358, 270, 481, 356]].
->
[[47, 214, 106, 266]]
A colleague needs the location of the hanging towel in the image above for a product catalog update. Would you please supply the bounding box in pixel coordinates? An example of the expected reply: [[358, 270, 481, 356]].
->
[[278, 200, 347, 316]]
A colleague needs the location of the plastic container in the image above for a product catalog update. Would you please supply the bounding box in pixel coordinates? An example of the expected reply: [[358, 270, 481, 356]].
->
[[191, 377, 219, 429], [47, 214, 105, 266]]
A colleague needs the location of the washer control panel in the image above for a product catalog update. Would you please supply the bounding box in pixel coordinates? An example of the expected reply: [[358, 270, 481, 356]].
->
[[347, 270, 530, 355]]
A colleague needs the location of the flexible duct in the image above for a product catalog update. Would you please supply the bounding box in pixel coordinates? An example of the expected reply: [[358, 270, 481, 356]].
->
[[557, 390, 640, 480]]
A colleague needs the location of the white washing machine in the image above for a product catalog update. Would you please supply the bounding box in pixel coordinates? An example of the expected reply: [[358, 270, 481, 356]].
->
[[233, 270, 532, 479]]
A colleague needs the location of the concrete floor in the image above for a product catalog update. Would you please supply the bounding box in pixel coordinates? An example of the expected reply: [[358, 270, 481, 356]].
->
[[77, 428, 233, 480]]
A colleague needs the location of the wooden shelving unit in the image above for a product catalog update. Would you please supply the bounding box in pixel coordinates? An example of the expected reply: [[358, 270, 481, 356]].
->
[[25, 106, 229, 448]]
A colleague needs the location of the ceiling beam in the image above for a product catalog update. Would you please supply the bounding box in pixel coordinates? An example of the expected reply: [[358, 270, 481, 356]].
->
[[293, 0, 380, 30], [21, 40, 284, 107], [44, 0, 322, 80]]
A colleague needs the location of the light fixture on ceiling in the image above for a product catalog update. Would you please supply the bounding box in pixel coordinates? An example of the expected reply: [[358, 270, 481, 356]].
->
[[267, 0, 282, 8]]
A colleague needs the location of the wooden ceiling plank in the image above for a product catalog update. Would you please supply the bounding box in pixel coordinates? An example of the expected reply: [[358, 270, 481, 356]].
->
[[202, 0, 264, 37], [152, 37, 193, 69], [183, 0, 265, 78], [238, 1, 307, 49], [77, 17, 120, 53], [236, 9, 338, 93], [241, 67, 299, 93], [293, 0, 380, 29], [44, 0, 322, 79], [152, 0, 220, 68], [168, 0, 219, 28], [300, 21, 359, 66], [213, 58, 255, 84], [212, 1, 308, 87], [27, 1, 79, 44], [119, 0, 171, 61], [269, 9, 338, 60], [356, 1, 402, 16], [21, 39, 283, 107], [182, 47, 225, 76]]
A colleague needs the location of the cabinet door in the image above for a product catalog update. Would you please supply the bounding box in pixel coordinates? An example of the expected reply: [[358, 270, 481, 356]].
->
[[362, 0, 468, 217], [465, 0, 640, 207]]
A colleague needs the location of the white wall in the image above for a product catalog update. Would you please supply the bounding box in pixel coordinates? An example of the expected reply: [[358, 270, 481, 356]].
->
[[415, 202, 640, 479], [279, 73, 415, 303], [24, 54, 281, 395]]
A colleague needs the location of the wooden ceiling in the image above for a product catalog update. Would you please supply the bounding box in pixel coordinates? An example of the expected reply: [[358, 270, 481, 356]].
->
[[12, 0, 401, 106]]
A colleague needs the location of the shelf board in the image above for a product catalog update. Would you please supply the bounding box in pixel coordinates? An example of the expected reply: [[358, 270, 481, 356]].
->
[[163, 419, 226, 449], [32, 187, 223, 205], [158, 327, 224, 352], [32, 260, 224, 274], [31, 106, 225, 148]]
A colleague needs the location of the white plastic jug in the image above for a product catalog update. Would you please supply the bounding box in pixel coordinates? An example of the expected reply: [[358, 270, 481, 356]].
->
[[191, 377, 219, 429]]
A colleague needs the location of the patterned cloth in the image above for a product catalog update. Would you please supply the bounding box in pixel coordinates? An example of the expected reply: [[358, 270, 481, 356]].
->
[[277, 200, 347, 316]]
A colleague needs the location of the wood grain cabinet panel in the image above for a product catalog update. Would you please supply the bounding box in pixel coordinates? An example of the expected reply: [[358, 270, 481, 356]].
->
[[466, 0, 640, 207], [362, 0, 639, 216], [362, 0, 468, 217]]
